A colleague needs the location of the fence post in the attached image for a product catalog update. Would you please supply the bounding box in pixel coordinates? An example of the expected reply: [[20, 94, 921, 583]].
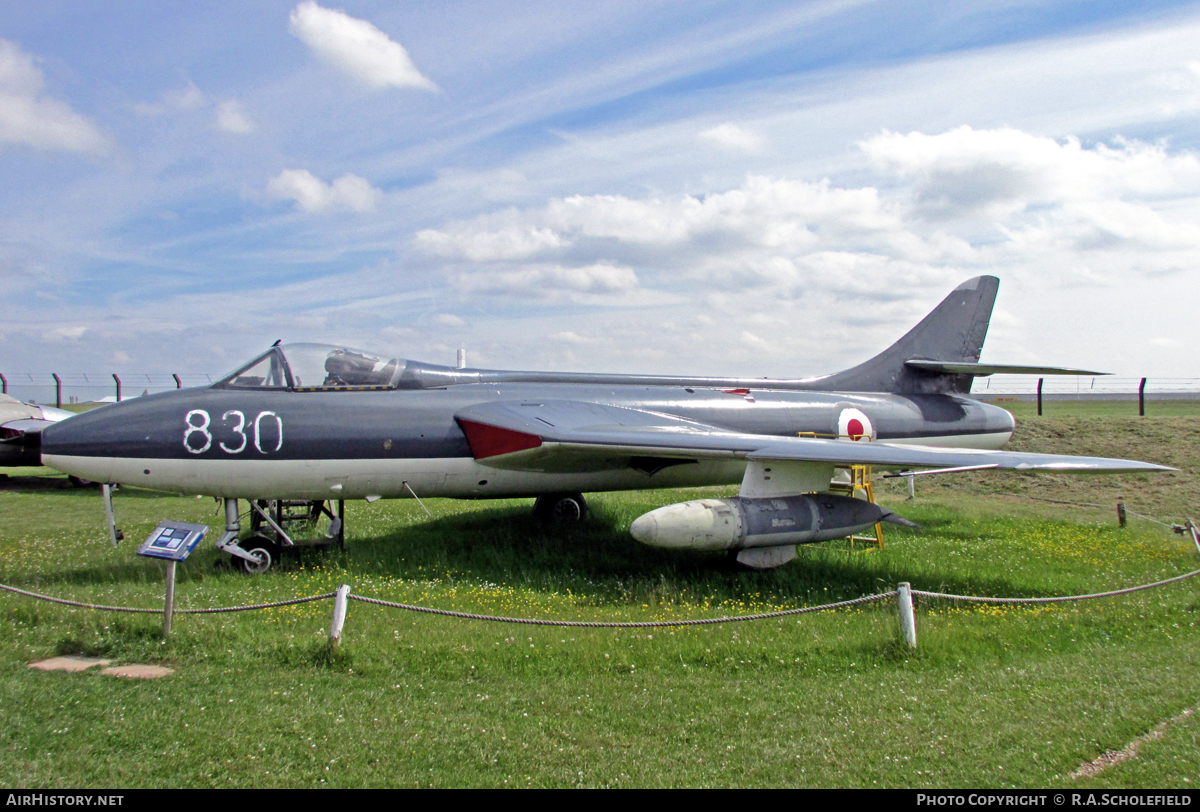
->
[[173, 374, 182, 389], [113, 374, 122, 403], [1, 373, 7, 394], [1117, 502, 1127, 528], [897, 582, 917, 649], [1139, 378, 1147, 417], [52, 373, 61, 408], [162, 561, 177, 638], [1037, 378, 1044, 416], [329, 584, 350, 649]]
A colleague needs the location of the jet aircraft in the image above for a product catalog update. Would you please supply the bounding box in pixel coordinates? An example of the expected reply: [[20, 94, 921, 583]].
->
[[1, 394, 75, 468], [40, 276, 1171, 571]]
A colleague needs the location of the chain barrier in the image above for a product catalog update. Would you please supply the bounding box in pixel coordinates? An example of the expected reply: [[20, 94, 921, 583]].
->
[[912, 568, 1200, 605], [4, 562, 1198, 643], [0, 583, 336, 614], [347, 591, 896, 628], [950, 486, 1189, 532], [0, 579, 897, 625]]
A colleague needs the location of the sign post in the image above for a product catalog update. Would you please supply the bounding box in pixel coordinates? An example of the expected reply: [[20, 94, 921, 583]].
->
[[136, 521, 208, 638]]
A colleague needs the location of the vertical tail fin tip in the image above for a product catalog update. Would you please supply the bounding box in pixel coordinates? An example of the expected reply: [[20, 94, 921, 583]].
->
[[818, 275, 1000, 394]]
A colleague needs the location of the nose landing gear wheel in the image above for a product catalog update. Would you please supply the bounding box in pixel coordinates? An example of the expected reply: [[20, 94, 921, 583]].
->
[[533, 492, 588, 523], [235, 535, 280, 574]]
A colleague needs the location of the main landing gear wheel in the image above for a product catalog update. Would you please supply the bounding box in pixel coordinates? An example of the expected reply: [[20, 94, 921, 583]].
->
[[533, 492, 588, 523], [235, 535, 280, 575]]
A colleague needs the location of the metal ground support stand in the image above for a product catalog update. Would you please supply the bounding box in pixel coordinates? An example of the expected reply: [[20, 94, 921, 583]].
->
[[248, 499, 346, 550]]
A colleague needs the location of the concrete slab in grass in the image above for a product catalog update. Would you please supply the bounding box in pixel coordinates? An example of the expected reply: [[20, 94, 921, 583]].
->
[[29, 656, 112, 672], [100, 665, 174, 679]]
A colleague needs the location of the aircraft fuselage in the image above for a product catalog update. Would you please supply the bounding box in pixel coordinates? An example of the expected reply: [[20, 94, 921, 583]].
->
[[41, 382, 1014, 501]]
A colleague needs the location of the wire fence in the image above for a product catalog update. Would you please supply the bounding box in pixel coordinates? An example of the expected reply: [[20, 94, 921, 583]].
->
[[3, 371, 1199, 407], [971, 376, 1200, 399], [0, 372, 215, 406]]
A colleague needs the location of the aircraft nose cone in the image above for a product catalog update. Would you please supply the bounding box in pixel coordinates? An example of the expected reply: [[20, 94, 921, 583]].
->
[[630, 499, 742, 550], [629, 513, 658, 545]]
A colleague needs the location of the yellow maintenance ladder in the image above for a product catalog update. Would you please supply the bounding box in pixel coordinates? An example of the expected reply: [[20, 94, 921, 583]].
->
[[829, 465, 884, 550], [798, 431, 885, 551]]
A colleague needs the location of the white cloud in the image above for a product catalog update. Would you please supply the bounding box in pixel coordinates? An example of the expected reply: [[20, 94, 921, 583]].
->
[[133, 83, 254, 134], [862, 126, 1200, 259], [265, 168, 381, 213], [411, 125, 1200, 326], [45, 325, 87, 342], [740, 330, 772, 352], [431, 313, 465, 327], [413, 174, 954, 303], [132, 81, 208, 116], [419, 176, 902, 261], [415, 222, 563, 261], [165, 81, 207, 111], [550, 331, 594, 344], [0, 40, 105, 153], [454, 262, 639, 300], [865, 127, 1200, 212], [215, 100, 255, 134], [288, 1, 438, 92], [699, 123, 762, 151]]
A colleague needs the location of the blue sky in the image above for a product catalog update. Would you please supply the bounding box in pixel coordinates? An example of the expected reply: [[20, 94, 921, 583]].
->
[[2, 0, 1199, 381]]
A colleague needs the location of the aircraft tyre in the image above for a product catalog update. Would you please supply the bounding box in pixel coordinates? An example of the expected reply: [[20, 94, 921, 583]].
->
[[533, 492, 588, 523], [236, 535, 280, 575]]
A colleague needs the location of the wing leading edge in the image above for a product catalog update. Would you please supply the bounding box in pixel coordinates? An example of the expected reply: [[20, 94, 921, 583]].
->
[[454, 400, 1173, 475]]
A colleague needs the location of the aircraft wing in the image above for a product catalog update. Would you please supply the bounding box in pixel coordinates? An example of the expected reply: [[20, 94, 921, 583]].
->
[[453, 400, 1172, 474], [0, 419, 61, 466], [0, 395, 78, 467]]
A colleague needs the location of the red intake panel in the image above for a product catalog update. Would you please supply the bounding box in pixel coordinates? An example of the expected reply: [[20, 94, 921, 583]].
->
[[456, 419, 543, 459]]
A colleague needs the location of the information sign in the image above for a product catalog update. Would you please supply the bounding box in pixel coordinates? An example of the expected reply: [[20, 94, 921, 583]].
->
[[136, 521, 208, 562]]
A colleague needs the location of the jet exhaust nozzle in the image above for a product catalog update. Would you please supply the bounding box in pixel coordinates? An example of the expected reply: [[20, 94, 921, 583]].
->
[[630, 493, 892, 551]]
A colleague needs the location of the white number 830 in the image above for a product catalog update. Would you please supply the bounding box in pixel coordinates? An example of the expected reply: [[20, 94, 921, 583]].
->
[[184, 409, 283, 455]]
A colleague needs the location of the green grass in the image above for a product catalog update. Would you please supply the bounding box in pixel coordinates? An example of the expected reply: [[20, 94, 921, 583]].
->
[[1, 408, 1199, 787], [988, 399, 1200, 419]]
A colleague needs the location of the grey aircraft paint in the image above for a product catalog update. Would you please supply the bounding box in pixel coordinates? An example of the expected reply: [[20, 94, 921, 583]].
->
[[38, 275, 1168, 508], [38, 383, 1014, 465]]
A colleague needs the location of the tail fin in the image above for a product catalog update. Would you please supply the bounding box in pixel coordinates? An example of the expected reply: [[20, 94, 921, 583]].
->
[[815, 276, 999, 394]]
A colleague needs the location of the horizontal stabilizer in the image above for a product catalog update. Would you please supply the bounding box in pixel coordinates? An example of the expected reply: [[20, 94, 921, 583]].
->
[[905, 360, 1108, 377]]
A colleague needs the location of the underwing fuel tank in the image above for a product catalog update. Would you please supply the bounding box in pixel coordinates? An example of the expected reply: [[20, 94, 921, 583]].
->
[[629, 494, 900, 551]]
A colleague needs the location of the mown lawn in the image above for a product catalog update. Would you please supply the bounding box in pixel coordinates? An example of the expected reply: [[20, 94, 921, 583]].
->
[[0, 405, 1197, 788]]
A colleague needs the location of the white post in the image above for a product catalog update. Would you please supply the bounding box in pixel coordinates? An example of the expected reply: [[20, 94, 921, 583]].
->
[[101, 484, 119, 546], [897, 582, 917, 649], [163, 561, 177, 638], [329, 584, 350, 648], [906, 474, 915, 500]]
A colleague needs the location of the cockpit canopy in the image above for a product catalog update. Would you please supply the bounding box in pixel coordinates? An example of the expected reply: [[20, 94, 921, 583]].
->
[[216, 343, 406, 391]]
